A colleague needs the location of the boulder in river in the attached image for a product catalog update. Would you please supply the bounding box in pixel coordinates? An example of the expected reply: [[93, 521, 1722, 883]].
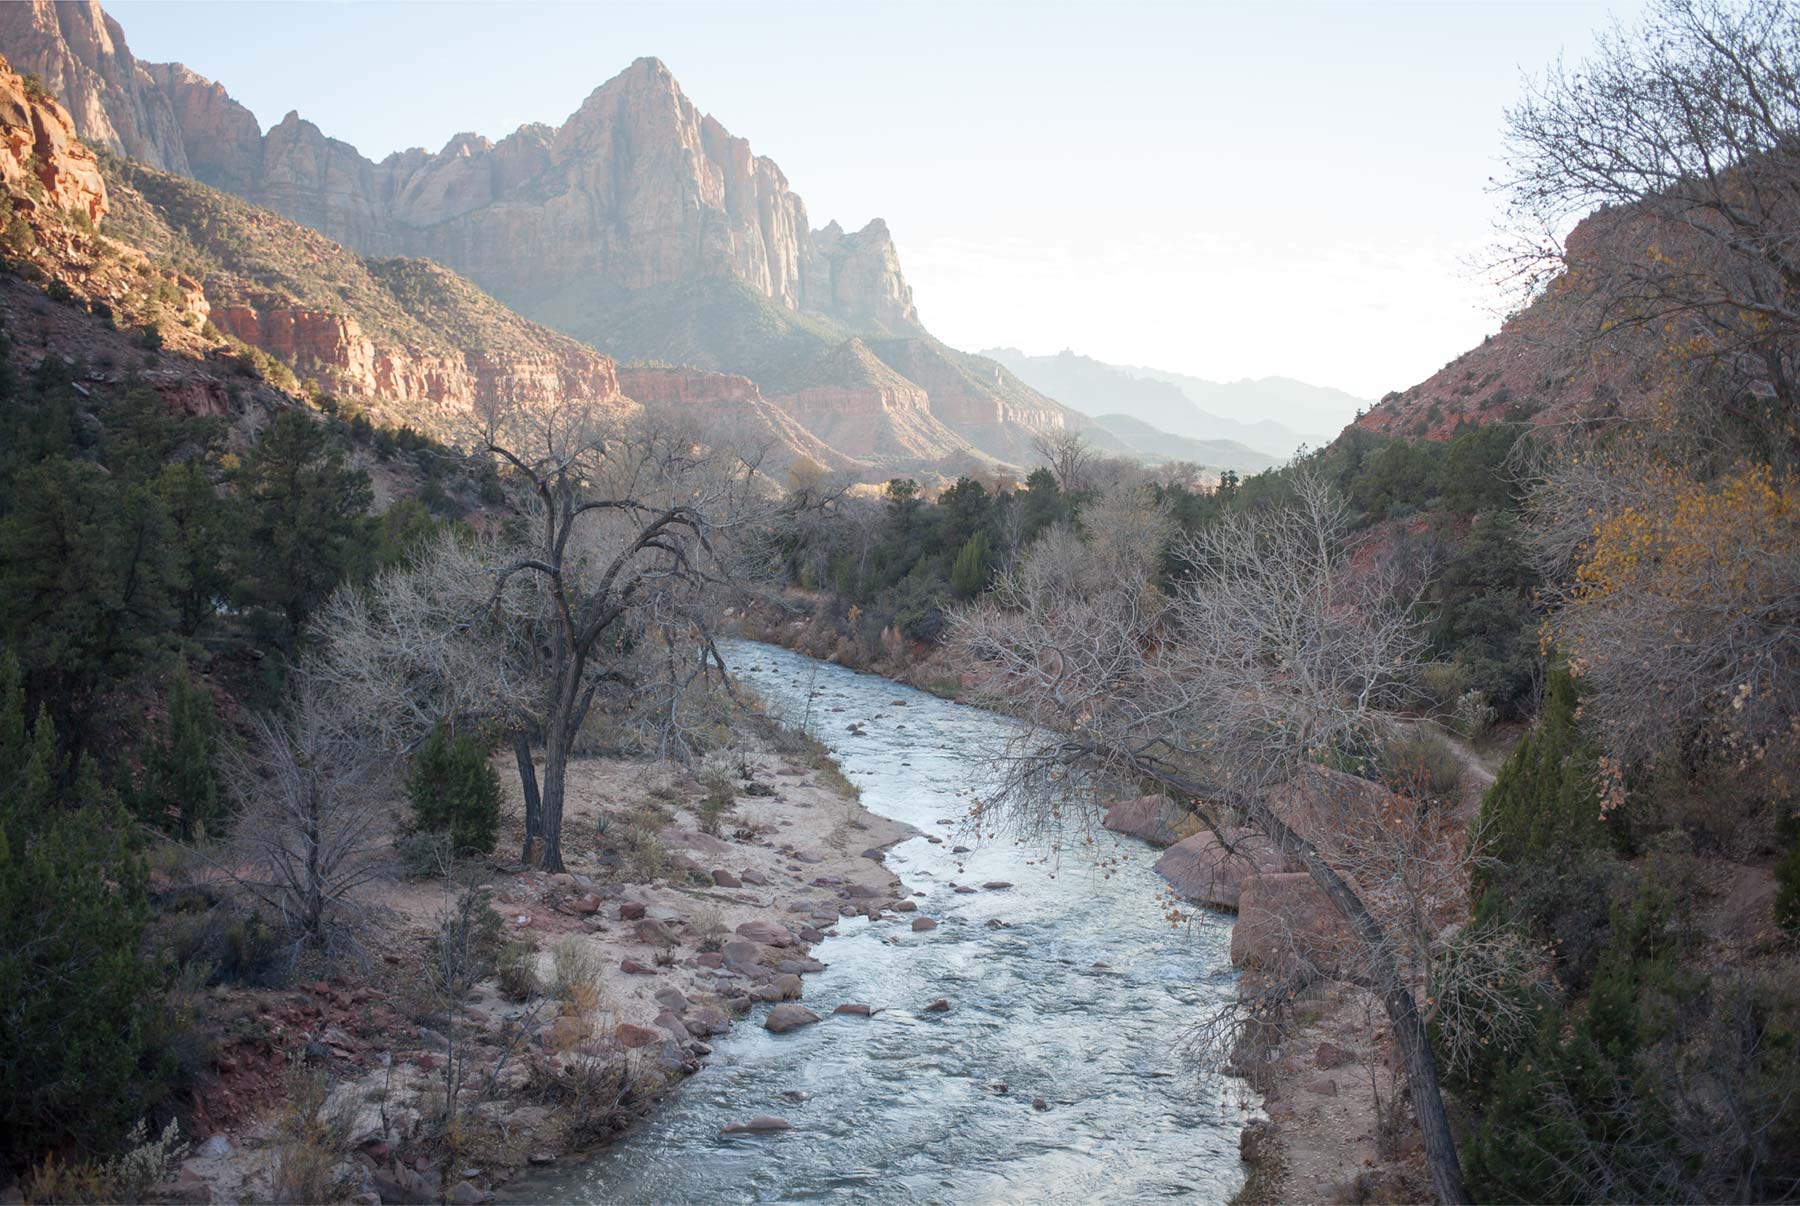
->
[[911, 917, 938, 931], [923, 998, 951, 1012], [1153, 827, 1287, 911], [833, 1002, 873, 1016], [1101, 794, 1187, 847], [722, 1115, 794, 1134], [764, 1004, 821, 1033]]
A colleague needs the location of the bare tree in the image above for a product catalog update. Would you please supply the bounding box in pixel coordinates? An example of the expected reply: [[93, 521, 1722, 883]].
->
[[1031, 428, 1095, 494], [1498, 0, 1800, 418], [227, 668, 391, 955], [949, 471, 1476, 1204], [315, 401, 767, 872]]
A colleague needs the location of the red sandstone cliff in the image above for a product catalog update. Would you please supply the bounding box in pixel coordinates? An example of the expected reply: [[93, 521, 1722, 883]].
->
[[0, 49, 104, 223]]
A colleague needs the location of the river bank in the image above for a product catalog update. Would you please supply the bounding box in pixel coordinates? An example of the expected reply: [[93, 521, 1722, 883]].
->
[[738, 606, 1450, 1204], [147, 705, 917, 1205]]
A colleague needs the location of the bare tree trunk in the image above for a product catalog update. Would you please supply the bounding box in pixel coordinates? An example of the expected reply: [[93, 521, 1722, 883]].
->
[[537, 726, 569, 873], [511, 730, 542, 863], [1255, 800, 1471, 1205]]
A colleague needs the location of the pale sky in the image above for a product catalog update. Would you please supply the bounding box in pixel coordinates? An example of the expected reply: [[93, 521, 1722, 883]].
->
[[111, 0, 1647, 399]]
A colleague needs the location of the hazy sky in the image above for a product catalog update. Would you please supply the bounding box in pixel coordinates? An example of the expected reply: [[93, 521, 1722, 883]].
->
[[112, 0, 1647, 399]]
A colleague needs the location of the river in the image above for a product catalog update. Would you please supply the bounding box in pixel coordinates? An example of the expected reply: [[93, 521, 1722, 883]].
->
[[513, 639, 1251, 1203]]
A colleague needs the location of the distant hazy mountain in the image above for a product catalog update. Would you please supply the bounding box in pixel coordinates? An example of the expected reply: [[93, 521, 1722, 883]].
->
[[1121, 364, 1367, 443], [1089, 415, 1279, 473], [983, 348, 1365, 456]]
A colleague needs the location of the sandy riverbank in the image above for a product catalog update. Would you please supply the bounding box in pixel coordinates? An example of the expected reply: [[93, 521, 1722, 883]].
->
[[155, 724, 918, 1205]]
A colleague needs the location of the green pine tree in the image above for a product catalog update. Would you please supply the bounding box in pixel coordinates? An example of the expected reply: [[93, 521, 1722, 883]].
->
[[129, 666, 222, 841], [408, 724, 502, 856], [0, 652, 172, 1155], [950, 530, 992, 599]]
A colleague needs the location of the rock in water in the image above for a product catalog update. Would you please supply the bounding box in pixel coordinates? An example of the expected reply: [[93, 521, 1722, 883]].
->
[[763, 1004, 821, 1033]]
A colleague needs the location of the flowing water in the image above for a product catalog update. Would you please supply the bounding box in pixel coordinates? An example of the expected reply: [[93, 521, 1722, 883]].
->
[[513, 640, 1251, 1204]]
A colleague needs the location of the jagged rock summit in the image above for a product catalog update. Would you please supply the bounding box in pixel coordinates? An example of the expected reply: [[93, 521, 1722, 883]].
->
[[0, 0, 1105, 475]]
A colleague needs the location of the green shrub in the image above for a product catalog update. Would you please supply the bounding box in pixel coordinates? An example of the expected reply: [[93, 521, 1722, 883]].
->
[[407, 723, 502, 856], [126, 665, 223, 841], [496, 941, 540, 1002], [0, 653, 173, 1156]]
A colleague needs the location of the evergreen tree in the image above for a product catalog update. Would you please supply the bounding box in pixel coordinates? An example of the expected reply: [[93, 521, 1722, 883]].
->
[[407, 724, 502, 856], [950, 530, 992, 599], [0, 652, 172, 1155], [128, 666, 222, 841], [235, 411, 373, 653]]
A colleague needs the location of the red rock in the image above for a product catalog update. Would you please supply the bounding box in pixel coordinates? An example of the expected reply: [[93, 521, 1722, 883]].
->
[[1154, 827, 1288, 912], [696, 951, 724, 969], [923, 998, 951, 1012], [569, 892, 602, 914], [1306, 1076, 1339, 1097], [981, 881, 1012, 891], [739, 870, 771, 886], [1032, 1097, 1048, 1111], [892, 899, 917, 912], [735, 920, 796, 947], [911, 917, 937, 931], [763, 1004, 820, 1034], [1230, 873, 1353, 976], [619, 902, 647, 921], [1101, 794, 1188, 847], [615, 1023, 660, 1048], [832, 1002, 872, 1016], [711, 869, 742, 888], [620, 959, 657, 975]]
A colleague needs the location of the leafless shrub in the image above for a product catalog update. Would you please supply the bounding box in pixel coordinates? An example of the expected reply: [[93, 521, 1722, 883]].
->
[[226, 668, 392, 957]]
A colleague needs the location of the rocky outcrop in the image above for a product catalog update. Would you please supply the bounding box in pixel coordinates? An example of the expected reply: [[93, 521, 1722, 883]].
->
[[802, 219, 920, 334], [137, 60, 260, 194], [772, 338, 972, 463], [1154, 827, 1291, 912], [209, 296, 629, 435], [1102, 795, 1187, 848], [0, 0, 187, 172], [0, 49, 104, 222]]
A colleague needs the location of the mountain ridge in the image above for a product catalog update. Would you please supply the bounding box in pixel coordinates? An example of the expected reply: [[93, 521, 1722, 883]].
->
[[0, 2, 1121, 476], [981, 346, 1357, 457]]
